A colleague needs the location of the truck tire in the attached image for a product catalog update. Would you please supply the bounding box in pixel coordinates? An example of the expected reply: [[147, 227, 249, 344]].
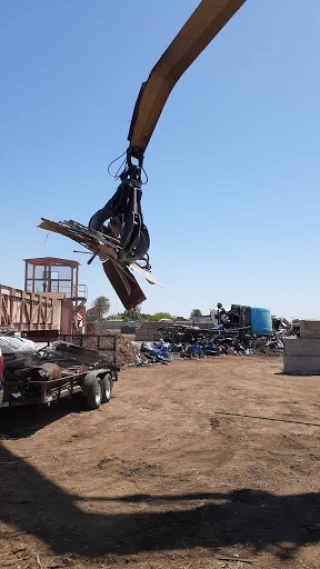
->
[[84, 376, 102, 410], [101, 373, 112, 403]]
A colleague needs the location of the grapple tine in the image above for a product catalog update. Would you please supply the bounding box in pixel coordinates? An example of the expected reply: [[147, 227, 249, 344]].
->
[[121, 214, 142, 255], [102, 260, 146, 309], [129, 224, 150, 261], [120, 212, 135, 251]]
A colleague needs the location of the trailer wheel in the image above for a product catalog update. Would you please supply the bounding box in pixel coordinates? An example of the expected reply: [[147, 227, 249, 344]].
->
[[101, 373, 112, 403], [85, 376, 102, 410]]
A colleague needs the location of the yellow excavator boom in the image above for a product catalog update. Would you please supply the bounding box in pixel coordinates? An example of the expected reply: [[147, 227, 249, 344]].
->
[[128, 0, 247, 160], [39, 1, 247, 309]]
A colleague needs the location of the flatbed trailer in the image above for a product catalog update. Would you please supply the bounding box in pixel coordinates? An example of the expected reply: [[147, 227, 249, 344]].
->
[[1, 335, 119, 411], [2, 366, 119, 410]]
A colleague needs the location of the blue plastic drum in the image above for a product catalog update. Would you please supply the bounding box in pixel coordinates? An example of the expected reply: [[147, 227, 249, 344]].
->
[[251, 307, 272, 334]]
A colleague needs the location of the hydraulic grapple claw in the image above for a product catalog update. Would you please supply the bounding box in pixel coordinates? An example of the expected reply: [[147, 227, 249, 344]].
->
[[88, 163, 150, 268]]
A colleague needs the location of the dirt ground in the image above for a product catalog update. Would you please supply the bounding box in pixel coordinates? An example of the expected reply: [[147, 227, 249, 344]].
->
[[1, 357, 320, 569]]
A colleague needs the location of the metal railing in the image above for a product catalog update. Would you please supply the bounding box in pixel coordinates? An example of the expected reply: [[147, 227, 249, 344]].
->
[[56, 334, 117, 365], [26, 282, 88, 299]]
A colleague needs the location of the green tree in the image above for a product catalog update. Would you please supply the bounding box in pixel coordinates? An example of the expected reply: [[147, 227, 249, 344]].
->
[[140, 313, 153, 321], [86, 296, 110, 321], [107, 313, 122, 320], [122, 305, 142, 321], [190, 308, 202, 319], [86, 307, 99, 322], [151, 312, 173, 321]]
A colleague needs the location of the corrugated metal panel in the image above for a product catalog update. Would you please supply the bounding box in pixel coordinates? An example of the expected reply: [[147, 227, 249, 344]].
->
[[0, 284, 64, 332]]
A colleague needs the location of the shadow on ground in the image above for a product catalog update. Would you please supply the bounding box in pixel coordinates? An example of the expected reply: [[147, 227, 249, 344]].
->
[[0, 398, 82, 439], [0, 443, 319, 561]]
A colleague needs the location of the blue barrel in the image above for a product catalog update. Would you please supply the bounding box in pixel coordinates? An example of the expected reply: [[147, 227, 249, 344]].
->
[[251, 307, 272, 334]]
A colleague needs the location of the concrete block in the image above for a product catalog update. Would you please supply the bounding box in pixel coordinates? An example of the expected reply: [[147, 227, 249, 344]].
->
[[145, 322, 158, 330], [300, 320, 320, 339], [139, 321, 163, 330], [284, 337, 320, 357], [284, 355, 320, 375], [135, 331, 160, 342]]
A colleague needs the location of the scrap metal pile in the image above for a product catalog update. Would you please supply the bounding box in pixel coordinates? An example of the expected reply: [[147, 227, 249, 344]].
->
[[157, 326, 251, 358], [39, 218, 162, 310], [156, 322, 299, 358], [120, 316, 300, 366]]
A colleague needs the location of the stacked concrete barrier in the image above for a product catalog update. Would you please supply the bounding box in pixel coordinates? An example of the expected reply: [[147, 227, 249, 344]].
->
[[284, 320, 320, 374], [135, 321, 169, 342]]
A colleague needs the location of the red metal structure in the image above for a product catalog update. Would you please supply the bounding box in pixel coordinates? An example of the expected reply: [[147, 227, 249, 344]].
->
[[24, 257, 83, 297], [0, 285, 64, 332], [24, 257, 87, 335]]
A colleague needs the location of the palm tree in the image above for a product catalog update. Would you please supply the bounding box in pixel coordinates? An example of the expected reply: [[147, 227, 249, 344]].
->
[[87, 296, 110, 321]]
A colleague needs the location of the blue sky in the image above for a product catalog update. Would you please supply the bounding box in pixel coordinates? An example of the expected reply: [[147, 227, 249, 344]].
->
[[1, 0, 320, 319]]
